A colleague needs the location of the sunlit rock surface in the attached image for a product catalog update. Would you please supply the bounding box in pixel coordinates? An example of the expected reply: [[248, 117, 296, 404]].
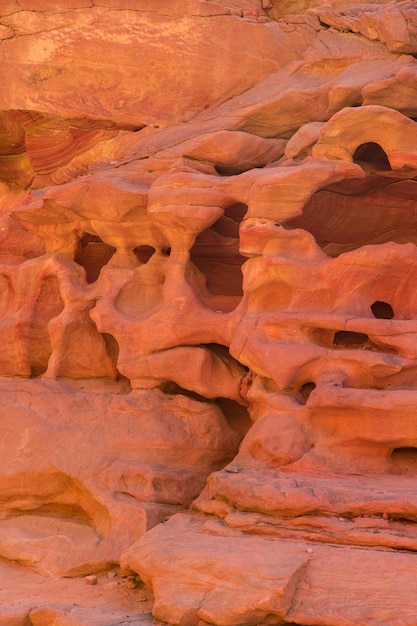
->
[[1, 0, 417, 624]]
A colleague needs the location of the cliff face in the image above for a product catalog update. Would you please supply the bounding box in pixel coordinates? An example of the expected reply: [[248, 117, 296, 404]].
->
[[2, 1, 417, 624]]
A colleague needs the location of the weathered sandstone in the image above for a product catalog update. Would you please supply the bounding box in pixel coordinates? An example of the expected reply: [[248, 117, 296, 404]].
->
[[1, 0, 417, 625]]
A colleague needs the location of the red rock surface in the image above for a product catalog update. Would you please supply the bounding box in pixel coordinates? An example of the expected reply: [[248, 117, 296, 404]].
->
[[1, 0, 417, 624]]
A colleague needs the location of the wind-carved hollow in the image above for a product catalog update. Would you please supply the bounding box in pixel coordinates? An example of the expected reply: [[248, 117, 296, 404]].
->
[[333, 331, 369, 348], [190, 203, 247, 297], [134, 245, 156, 264], [0, 471, 111, 538], [101, 333, 131, 389], [391, 447, 417, 473], [114, 264, 165, 317], [30, 275, 65, 377], [74, 233, 116, 283], [353, 142, 391, 171], [159, 343, 251, 438], [333, 330, 396, 354], [159, 380, 211, 403], [371, 301, 394, 319], [161, 382, 251, 439], [299, 381, 316, 403], [285, 174, 417, 257], [102, 332, 119, 363]]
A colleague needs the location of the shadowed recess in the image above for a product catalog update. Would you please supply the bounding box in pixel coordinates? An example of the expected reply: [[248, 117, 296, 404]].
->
[[371, 300, 394, 319], [191, 203, 248, 296], [333, 331, 369, 347], [391, 447, 417, 473], [284, 176, 417, 257], [74, 234, 116, 283], [134, 245, 156, 264], [353, 142, 391, 171]]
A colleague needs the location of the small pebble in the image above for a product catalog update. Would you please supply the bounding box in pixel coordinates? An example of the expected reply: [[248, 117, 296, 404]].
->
[[107, 571, 117, 578], [306, 547, 314, 554], [372, 528, 380, 534], [382, 512, 389, 520], [85, 575, 97, 586], [225, 465, 240, 474], [125, 576, 138, 589]]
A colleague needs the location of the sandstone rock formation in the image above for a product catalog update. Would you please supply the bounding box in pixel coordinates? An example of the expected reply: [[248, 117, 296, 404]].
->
[[1, 0, 417, 624]]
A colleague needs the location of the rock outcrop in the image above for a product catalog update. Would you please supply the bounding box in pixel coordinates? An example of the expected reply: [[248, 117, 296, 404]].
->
[[1, 0, 417, 624]]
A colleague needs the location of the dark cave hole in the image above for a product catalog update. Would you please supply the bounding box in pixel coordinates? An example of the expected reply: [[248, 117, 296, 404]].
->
[[226, 202, 248, 224], [333, 331, 369, 347], [102, 333, 119, 362], [162, 247, 171, 256], [353, 142, 391, 170], [215, 165, 238, 176], [75, 233, 116, 283], [391, 447, 417, 473], [190, 203, 248, 297], [371, 301, 394, 320], [203, 342, 249, 368], [134, 245, 156, 264], [299, 382, 316, 403]]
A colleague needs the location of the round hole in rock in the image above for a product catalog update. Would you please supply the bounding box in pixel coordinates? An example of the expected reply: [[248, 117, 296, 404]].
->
[[75, 234, 116, 283], [134, 245, 155, 264], [353, 142, 391, 170], [333, 331, 369, 347], [371, 301, 394, 320], [391, 447, 417, 473]]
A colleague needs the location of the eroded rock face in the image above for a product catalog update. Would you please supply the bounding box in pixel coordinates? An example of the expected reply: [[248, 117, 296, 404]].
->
[[2, 0, 417, 624]]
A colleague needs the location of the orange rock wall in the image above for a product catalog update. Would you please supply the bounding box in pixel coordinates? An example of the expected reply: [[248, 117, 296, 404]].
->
[[1, 1, 417, 625]]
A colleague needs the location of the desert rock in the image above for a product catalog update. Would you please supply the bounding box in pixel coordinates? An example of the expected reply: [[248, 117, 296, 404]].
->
[[1, 1, 417, 625]]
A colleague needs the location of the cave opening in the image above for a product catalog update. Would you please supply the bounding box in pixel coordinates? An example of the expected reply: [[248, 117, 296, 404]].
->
[[75, 233, 116, 283], [284, 173, 417, 258], [391, 447, 417, 473], [190, 203, 247, 297], [371, 301, 394, 319], [333, 331, 369, 347], [134, 245, 156, 264], [353, 142, 391, 171], [299, 382, 316, 403]]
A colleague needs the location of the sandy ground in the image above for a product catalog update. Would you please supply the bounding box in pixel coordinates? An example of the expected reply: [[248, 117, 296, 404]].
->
[[0, 561, 160, 625]]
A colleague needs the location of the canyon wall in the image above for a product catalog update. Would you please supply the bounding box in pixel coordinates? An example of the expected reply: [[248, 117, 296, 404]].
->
[[1, 0, 417, 624]]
